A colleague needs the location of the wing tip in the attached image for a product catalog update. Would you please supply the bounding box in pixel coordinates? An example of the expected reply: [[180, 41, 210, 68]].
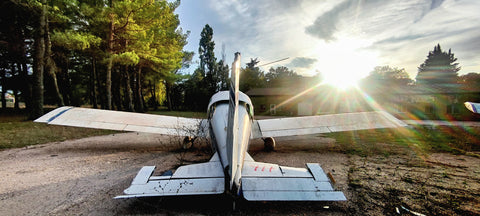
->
[[464, 102, 478, 113], [34, 106, 73, 123]]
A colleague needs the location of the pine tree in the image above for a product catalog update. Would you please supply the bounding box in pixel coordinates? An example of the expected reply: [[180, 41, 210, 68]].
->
[[416, 44, 460, 85], [198, 24, 219, 95]]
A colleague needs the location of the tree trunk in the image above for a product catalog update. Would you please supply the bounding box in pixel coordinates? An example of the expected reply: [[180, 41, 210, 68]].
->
[[30, 1, 46, 119], [166, 81, 172, 111], [1, 69, 5, 111], [124, 66, 134, 112], [106, 9, 115, 110], [106, 58, 113, 110], [18, 62, 27, 111], [134, 66, 144, 112], [61, 65, 73, 106], [113, 67, 122, 111], [91, 58, 98, 108], [96, 66, 106, 109], [44, 13, 64, 107], [148, 80, 158, 111]]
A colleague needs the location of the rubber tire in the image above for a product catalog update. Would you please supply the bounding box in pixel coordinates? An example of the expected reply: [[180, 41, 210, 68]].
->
[[263, 137, 275, 151]]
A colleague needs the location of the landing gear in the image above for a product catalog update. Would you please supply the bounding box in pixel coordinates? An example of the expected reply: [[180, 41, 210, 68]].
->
[[262, 137, 275, 151], [182, 136, 196, 149]]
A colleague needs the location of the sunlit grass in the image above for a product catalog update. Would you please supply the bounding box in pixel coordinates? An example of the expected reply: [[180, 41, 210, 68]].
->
[[326, 126, 480, 157]]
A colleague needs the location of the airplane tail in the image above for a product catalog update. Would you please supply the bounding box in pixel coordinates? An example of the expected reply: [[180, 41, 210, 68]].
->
[[226, 52, 241, 190], [115, 152, 225, 198]]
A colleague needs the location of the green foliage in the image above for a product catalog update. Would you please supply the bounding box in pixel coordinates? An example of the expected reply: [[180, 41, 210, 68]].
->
[[265, 66, 301, 87], [359, 66, 413, 94], [183, 24, 229, 110], [416, 44, 460, 85], [112, 51, 140, 65], [458, 73, 480, 91], [51, 30, 101, 50], [240, 58, 266, 92], [199, 24, 216, 75]]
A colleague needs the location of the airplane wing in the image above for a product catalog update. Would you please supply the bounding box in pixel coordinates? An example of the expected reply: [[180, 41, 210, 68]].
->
[[35, 106, 209, 137], [241, 153, 345, 201], [465, 102, 480, 114], [251, 111, 407, 138]]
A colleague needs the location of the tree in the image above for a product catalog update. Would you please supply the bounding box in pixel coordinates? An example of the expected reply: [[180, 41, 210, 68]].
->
[[199, 24, 216, 76], [360, 66, 413, 92], [197, 24, 229, 94], [184, 69, 209, 111], [416, 44, 460, 85], [0, 0, 187, 117], [265, 66, 300, 87], [240, 58, 265, 92], [183, 24, 230, 111], [30, 0, 47, 119], [216, 59, 229, 91], [166, 51, 193, 111], [458, 73, 480, 91]]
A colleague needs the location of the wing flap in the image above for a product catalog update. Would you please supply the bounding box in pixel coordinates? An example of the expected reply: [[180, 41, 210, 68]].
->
[[241, 162, 346, 201], [35, 107, 208, 137], [253, 111, 406, 138]]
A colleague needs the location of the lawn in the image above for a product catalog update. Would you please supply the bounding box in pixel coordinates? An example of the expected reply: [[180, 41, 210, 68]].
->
[[325, 126, 480, 157]]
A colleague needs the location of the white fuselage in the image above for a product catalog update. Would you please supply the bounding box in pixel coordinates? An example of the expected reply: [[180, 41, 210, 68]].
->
[[207, 91, 253, 192]]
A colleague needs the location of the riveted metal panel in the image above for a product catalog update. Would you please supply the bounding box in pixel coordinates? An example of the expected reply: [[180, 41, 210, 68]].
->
[[243, 191, 346, 201]]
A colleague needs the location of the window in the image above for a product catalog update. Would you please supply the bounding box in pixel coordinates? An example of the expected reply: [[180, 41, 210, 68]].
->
[[270, 104, 276, 115], [425, 104, 435, 114], [446, 104, 459, 114]]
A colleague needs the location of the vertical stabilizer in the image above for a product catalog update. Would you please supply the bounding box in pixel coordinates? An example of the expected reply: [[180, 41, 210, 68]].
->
[[226, 52, 241, 190]]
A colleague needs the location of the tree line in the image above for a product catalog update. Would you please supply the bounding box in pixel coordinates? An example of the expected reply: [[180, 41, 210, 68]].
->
[[1, 0, 478, 118], [0, 0, 309, 117], [360, 44, 480, 95], [1, 0, 187, 119]]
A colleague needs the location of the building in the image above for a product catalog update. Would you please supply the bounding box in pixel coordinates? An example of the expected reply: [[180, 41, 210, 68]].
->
[[246, 84, 480, 120], [246, 86, 372, 116]]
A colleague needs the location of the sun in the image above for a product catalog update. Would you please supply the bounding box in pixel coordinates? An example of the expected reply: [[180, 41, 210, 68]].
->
[[315, 37, 378, 90]]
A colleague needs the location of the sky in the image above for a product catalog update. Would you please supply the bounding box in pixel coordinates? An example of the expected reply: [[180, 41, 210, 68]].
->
[[175, 0, 480, 88]]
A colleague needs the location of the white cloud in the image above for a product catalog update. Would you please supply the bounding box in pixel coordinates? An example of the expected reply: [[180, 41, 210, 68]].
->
[[177, 0, 480, 79]]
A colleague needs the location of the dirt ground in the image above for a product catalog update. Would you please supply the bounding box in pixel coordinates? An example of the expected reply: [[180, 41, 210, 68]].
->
[[0, 132, 479, 215]]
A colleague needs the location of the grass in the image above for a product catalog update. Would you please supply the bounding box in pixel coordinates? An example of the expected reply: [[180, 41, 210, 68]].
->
[[325, 126, 480, 157], [2, 108, 480, 157], [0, 115, 116, 149]]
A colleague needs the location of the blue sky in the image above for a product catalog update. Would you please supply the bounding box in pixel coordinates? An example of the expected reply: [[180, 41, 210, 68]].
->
[[175, 0, 480, 85]]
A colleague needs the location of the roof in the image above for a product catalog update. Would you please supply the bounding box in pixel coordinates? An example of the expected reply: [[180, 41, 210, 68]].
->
[[246, 88, 298, 96], [388, 84, 480, 94]]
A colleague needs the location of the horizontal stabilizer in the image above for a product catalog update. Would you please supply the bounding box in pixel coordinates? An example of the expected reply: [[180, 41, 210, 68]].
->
[[252, 111, 406, 138], [35, 106, 208, 137], [241, 162, 346, 201], [115, 153, 224, 198]]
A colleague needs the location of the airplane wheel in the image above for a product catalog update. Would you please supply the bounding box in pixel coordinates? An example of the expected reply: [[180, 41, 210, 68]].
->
[[263, 137, 275, 151], [182, 136, 194, 149]]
